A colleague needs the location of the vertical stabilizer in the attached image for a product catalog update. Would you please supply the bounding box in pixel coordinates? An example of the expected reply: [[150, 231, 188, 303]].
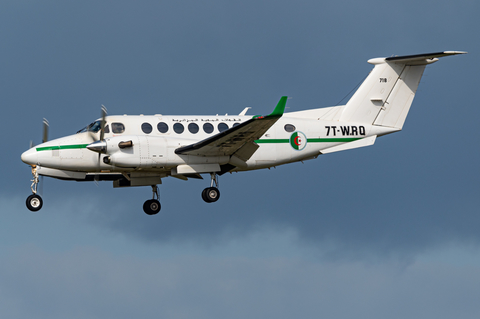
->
[[373, 64, 425, 128], [340, 59, 405, 124], [339, 51, 466, 129]]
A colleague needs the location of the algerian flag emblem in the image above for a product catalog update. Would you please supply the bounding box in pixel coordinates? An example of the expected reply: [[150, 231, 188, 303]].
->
[[290, 131, 307, 151]]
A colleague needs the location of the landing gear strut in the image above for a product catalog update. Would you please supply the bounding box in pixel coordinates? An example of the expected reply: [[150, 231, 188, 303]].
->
[[143, 185, 161, 215], [202, 173, 220, 203], [26, 165, 43, 212]]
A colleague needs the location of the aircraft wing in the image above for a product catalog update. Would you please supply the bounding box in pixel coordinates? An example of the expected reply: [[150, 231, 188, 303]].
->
[[175, 96, 287, 161]]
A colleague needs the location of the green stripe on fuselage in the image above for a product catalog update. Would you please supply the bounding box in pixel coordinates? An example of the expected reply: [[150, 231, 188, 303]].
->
[[36, 144, 89, 152], [255, 139, 290, 144], [307, 138, 362, 143], [255, 138, 362, 143], [35, 138, 363, 151]]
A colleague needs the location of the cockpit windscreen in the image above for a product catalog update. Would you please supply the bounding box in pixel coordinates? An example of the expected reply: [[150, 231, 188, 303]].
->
[[77, 120, 103, 134]]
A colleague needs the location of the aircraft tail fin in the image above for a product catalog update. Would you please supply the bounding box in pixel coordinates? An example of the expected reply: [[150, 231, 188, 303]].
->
[[339, 51, 466, 129]]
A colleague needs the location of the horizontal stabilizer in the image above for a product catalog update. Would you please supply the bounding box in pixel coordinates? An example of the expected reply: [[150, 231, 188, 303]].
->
[[384, 51, 467, 64]]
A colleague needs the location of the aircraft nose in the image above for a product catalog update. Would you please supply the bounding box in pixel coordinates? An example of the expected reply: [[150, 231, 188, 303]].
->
[[21, 147, 38, 165]]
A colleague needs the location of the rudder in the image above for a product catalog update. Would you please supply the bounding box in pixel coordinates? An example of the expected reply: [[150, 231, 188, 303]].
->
[[373, 64, 426, 129]]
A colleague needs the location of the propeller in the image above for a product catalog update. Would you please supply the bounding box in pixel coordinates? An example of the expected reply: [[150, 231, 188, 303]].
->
[[27, 118, 49, 195], [39, 118, 50, 194], [88, 105, 107, 143], [42, 118, 49, 144], [29, 118, 49, 149], [99, 105, 107, 141], [88, 105, 108, 182]]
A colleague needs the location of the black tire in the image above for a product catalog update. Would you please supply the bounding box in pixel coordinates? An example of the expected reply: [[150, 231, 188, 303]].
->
[[201, 188, 210, 203], [143, 199, 161, 215], [204, 187, 220, 203], [26, 194, 43, 212]]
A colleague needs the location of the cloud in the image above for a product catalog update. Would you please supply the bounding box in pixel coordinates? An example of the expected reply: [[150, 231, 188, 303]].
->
[[72, 149, 480, 261], [0, 245, 479, 319]]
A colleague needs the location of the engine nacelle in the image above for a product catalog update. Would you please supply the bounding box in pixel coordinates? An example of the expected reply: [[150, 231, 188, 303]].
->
[[102, 135, 168, 168]]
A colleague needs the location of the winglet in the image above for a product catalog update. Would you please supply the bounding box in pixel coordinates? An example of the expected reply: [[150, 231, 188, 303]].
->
[[253, 96, 288, 119]]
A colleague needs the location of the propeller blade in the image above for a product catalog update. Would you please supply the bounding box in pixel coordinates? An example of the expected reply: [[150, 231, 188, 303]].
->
[[89, 105, 108, 183], [96, 104, 107, 183], [100, 105, 107, 141], [95, 153, 102, 183], [42, 118, 49, 143], [39, 175, 44, 196], [86, 106, 107, 143]]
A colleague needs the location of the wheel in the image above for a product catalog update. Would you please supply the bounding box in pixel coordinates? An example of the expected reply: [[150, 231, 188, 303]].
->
[[26, 194, 43, 212], [201, 188, 209, 202], [203, 187, 220, 203], [143, 199, 161, 215]]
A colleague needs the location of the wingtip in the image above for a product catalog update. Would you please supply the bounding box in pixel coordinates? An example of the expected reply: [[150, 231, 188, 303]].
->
[[252, 96, 288, 119], [444, 51, 467, 55]]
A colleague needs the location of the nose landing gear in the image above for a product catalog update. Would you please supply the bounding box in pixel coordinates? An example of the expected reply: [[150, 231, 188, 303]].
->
[[143, 185, 161, 215], [26, 165, 43, 212], [202, 173, 220, 203]]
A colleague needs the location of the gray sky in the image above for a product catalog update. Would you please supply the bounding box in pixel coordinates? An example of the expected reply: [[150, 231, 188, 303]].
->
[[1, 0, 479, 318]]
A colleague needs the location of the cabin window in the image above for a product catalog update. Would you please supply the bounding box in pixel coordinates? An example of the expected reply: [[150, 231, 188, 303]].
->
[[157, 122, 168, 133], [203, 123, 214, 134], [218, 123, 229, 132], [112, 122, 125, 134], [173, 123, 184, 134], [104, 124, 110, 133], [141, 123, 152, 134], [284, 124, 295, 132], [188, 123, 199, 134]]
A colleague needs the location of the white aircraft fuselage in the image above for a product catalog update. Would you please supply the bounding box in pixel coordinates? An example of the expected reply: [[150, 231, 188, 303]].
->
[[21, 114, 397, 173], [20, 51, 466, 214]]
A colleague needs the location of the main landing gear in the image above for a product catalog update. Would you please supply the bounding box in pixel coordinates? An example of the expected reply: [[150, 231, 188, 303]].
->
[[26, 165, 43, 212], [143, 185, 161, 215], [202, 173, 220, 203]]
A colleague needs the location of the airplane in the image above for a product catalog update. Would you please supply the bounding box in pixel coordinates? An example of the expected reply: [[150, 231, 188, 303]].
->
[[21, 51, 466, 215]]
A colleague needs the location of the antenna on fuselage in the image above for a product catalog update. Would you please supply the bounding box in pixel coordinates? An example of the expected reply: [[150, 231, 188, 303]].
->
[[239, 107, 251, 116]]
